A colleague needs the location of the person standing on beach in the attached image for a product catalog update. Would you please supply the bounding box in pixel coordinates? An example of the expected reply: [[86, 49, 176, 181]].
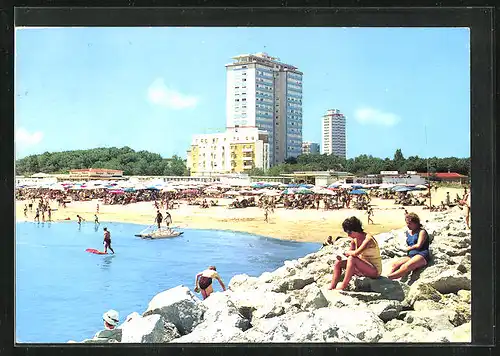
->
[[95, 214, 100, 225], [155, 210, 163, 230], [367, 207, 374, 225], [459, 188, 470, 229], [47, 207, 52, 222], [77, 215, 85, 225], [103, 227, 115, 254], [24, 205, 28, 218], [194, 266, 226, 300], [34, 208, 40, 222], [165, 211, 172, 229], [264, 206, 269, 223], [28, 200, 33, 212], [96, 203, 100, 214]]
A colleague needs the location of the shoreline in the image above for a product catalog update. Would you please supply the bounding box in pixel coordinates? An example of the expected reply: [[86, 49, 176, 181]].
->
[[15, 187, 463, 243]]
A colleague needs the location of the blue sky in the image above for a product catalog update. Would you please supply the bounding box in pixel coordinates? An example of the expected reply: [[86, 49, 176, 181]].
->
[[15, 27, 470, 160]]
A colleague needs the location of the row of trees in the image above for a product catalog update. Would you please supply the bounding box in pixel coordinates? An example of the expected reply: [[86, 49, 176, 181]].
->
[[247, 149, 470, 177], [15, 147, 188, 176], [16, 147, 470, 179]]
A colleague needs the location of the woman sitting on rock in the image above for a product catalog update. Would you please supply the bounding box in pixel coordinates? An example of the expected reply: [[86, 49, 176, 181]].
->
[[328, 216, 382, 291], [194, 265, 226, 300], [387, 212, 430, 280]]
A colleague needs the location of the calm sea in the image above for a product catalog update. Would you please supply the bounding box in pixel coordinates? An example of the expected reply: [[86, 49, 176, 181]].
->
[[16, 221, 321, 343]]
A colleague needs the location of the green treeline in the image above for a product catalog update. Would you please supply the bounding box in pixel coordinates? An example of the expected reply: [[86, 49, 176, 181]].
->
[[15, 147, 188, 176], [16, 147, 470, 178], [248, 149, 470, 178]]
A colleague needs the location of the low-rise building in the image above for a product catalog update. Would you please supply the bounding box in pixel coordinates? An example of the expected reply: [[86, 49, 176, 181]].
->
[[68, 168, 125, 181], [418, 172, 468, 184], [187, 127, 270, 176]]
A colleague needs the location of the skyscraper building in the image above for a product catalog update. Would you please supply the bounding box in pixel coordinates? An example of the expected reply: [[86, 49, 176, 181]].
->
[[225, 52, 303, 166], [321, 109, 346, 158]]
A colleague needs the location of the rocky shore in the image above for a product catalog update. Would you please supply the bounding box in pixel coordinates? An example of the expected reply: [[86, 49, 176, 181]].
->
[[77, 208, 471, 343]]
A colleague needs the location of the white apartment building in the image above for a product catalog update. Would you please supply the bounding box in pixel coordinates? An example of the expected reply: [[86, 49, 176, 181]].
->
[[225, 52, 303, 166], [321, 109, 346, 158], [186, 127, 270, 176], [301, 141, 320, 155]]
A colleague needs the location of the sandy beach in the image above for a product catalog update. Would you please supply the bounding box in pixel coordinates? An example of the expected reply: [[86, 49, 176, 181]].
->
[[16, 187, 465, 243]]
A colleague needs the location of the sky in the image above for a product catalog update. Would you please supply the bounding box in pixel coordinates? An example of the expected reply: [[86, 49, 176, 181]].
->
[[14, 27, 470, 160]]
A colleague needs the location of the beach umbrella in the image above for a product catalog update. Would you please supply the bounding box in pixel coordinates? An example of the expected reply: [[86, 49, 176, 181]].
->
[[124, 188, 136, 192], [341, 184, 352, 189], [349, 189, 367, 195], [351, 184, 364, 189], [394, 186, 415, 192], [415, 184, 428, 190]]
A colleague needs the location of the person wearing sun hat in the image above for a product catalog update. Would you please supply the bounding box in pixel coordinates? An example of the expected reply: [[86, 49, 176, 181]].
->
[[89, 309, 122, 343]]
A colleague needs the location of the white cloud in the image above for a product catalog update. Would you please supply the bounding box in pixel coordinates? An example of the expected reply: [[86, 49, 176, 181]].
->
[[16, 127, 44, 148], [147, 78, 199, 110], [354, 108, 401, 126]]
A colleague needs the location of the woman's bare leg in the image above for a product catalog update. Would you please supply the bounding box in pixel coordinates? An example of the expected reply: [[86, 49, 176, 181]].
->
[[388, 255, 427, 279], [336, 256, 378, 290], [389, 257, 410, 274], [205, 284, 214, 298], [328, 259, 347, 289]]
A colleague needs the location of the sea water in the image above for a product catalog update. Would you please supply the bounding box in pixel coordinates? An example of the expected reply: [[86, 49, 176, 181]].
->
[[16, 221, 321, 343]]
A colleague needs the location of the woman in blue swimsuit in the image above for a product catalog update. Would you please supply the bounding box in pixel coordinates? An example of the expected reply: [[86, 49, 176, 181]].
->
[[387, 212, 430, 280]]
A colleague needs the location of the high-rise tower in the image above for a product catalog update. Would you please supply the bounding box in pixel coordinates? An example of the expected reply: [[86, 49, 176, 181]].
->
[[321, 109, 346, 158], [225, 52, 303, 166]]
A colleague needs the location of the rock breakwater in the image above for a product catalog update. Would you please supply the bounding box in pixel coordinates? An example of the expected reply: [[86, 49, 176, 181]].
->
[[77, 208, 471, 343]]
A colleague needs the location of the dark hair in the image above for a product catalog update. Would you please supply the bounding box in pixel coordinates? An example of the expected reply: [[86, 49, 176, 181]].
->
[[342, 216, 364, 233], [208, 265, 216, 271], [406, 212, 423, 228]]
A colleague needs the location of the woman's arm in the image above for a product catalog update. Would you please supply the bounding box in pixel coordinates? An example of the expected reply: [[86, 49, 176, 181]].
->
[[194, 273, 202, 288], [349, 235, 374, 256], [408, 230, 428, 250], [216, 277, 226, 291], [350, 240, 356, 251]]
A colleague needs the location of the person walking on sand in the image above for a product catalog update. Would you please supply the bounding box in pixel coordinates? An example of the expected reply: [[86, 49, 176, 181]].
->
[[367, 207, 374, 225], [24, 205, 28, 218], [154, 210, 163, 230], [103, 227, 115, 254], [165, 211, 172, 230], [328, 216, 382, 291], [34, 208, 40, 222], [77, 215, 85, 225], [194, 266, 226, 300]]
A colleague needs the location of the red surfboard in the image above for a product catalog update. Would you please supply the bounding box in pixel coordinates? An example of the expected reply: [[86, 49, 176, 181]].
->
[[85, 248, 108, 255]]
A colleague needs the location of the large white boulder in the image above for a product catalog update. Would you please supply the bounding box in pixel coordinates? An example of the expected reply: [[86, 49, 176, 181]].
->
[[120, 313, 180, 343], [143, 285, 206, 335]]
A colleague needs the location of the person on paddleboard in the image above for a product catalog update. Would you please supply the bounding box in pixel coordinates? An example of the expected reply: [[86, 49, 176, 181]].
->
[[103, 227, 115, 254], [194, 266, 226, 300]]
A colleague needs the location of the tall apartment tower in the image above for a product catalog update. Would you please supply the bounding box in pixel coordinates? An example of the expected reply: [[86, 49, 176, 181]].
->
[[321, 109, 346, 158], [225, 52, 303, 166]]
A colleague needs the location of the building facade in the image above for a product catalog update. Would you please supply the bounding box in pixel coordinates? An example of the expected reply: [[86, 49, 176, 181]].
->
[[301, 141, 320, 155], [321, 109, 346, 158], [186, 127, 270, 176], [225, 52, 303, 166]]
